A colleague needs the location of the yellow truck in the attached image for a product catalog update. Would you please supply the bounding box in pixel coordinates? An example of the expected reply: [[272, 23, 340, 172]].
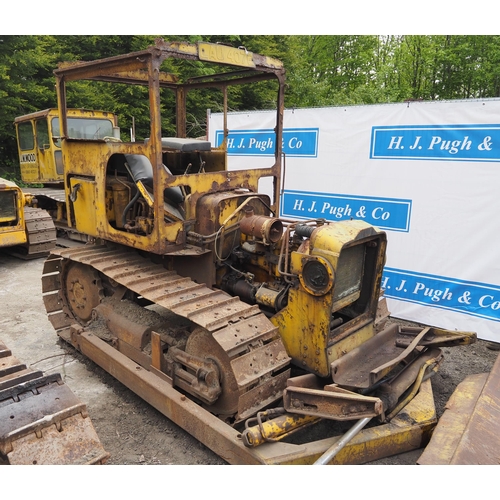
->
[[14, 108, 119, 242]]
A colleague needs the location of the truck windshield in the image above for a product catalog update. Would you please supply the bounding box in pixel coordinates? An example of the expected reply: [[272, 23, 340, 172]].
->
[[51, 117, 114, 145]]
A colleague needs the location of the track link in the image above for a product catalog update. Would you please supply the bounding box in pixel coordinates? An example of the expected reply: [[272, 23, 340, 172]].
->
[[0, 339, 108, 465], [24, 207, 57, 256], [42, 244, 291, 421], [4, 207, 56, 259]]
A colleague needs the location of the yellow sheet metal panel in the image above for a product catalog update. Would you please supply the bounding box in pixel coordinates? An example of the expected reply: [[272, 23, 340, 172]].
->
[[272, 286, 332, 377], [70, 177, 98, 236], [0, 229, 27, 247], [0, 183, 20, 223], [327, 322, 375, 361], [197, 42, 283, 70], [199, 43, 256, 68], [0, 178, 27, 247]]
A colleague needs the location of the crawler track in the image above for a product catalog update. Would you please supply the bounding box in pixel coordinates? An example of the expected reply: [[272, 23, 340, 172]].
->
[[24, 207, 57, 256], [42, 244, 291, 421], [5, 207, 56, 259]]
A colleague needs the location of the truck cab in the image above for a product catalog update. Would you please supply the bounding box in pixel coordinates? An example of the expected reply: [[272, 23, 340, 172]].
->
[[15, 108, 119, 185]]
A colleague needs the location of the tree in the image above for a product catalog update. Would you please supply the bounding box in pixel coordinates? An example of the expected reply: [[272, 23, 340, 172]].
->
[[3, 35, 500, 178], [0, 36, 58, 174]]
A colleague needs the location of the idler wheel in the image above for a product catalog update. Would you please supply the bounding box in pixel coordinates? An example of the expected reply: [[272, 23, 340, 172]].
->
[[62, 261, 103, 323]]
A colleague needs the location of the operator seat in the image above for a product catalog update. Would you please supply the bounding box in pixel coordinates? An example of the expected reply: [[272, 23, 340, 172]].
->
[[124, 153, 184, 205]]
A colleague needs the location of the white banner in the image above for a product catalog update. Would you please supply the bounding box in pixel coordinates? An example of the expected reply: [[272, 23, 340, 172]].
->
[[208, 100, 500, 342]]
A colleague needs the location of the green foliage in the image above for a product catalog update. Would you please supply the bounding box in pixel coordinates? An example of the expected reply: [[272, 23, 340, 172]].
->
[[0, 36, 57, 166], [2, 35, 500, 169]]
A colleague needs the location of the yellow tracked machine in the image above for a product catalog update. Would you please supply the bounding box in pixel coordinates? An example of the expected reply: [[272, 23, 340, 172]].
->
[[0, 177, 55, 258], [40, 40, 475, 464]]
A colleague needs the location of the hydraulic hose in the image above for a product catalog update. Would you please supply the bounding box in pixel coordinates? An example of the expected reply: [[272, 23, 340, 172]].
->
[[122, 189, 140, 227]]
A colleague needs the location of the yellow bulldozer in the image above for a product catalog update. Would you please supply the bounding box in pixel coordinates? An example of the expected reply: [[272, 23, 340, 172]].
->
[[0, 177, 55, 258], [35, 39, 477, 464]]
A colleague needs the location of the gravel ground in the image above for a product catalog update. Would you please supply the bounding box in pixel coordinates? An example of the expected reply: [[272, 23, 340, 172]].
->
[[1, 250, 498, 465]]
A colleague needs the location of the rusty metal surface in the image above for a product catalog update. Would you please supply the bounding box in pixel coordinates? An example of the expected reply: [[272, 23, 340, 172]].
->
[[184, 326, 289, 420], [0, 377, 83, 439], [377, 347, 443, 419], [40, 245, 442, 464], [54, 40, 284, 84], [330, 324, 473, 390], [418, 352, 500, 465], [330, 324, 422, 389], [93, 302, 152, 349], [7, 413, 109, 465], [394, 325, 476, 348], [0, 339, 109, 464], [70, 328, 438, 464], [283, 373, 384, 420], [44, 245, 265, 332], [63, 261, 103, 322]]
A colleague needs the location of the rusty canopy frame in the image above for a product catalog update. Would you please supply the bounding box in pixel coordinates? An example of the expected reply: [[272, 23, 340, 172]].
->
[[53, 39, 286, 206]]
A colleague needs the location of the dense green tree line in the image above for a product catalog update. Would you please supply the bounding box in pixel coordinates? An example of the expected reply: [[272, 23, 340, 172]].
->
[[2, 35, 500, 178]]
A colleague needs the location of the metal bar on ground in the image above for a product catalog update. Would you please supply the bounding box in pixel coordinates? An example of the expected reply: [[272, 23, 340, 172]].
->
[[313, 417, 372, 465]]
